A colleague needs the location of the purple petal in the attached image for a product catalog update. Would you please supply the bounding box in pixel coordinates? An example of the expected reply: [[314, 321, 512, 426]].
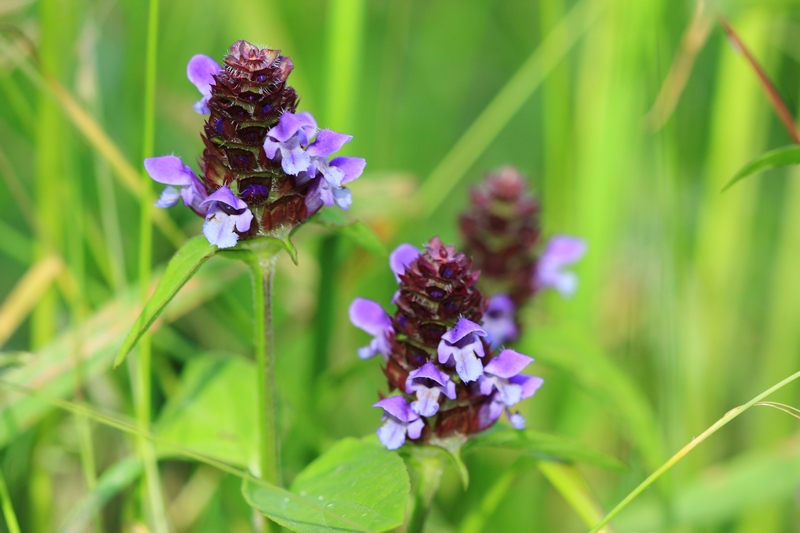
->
[[144, 155, 196, 187], [377, 418, 406, 450], [317, 162, 347, 188], [509, 412, 526, 429], [484, 350, 533, 379], [409, 386, 441, 417], [330, 156, 366, 185], [187, 55, 221, 97], [269, 112, 311, 143], [407, 418, 424, 440], [233, 209, 254, 233], [441, 318, 487, 344], [536, 236, 586, 296], [510, 374, 544, 399], [374, 396, 417, 423], [281, 146, 312, 176], [349, 298, 392, 336], [451, 347, 484, 383], [482, 295, 518, 349], [407, 362, 449, 387], [389, 244, 419, 281], [200, 186, 247, 210], [307, 130, 352, 159], [155, 186, 181, 208], [443, 381, 456, 400]]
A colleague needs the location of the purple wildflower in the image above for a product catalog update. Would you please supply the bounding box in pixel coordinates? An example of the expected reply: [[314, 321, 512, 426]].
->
[[437, 318, 487, 383], [535, 236, 586, 296], [374, 396, 424, 450], [389, 243, 420, 282], [187, 54, 221, 114], [478, 349, 544, 429], [263, 111, 318, 176], [145, 155, 208, 214], [482, 294, 519, 349], [199, 186, 254, 249], [405, 362, 457, 417], [349, 298, 393, 360]]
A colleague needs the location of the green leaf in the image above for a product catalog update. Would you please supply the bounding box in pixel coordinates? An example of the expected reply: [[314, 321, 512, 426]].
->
[[242, 438, 409, 532], [722, 145, 800, 192], [465, 426, 624, 471], [155, 354, 257, 468], [426, 435, 470, 487], [114, 236, 217, 366], [57, 457, 143, 533], [220, 233, 299, 265], [314, 209, 387, 257]]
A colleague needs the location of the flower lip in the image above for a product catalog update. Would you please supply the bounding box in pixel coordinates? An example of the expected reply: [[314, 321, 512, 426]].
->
[[484, 349, 533, 379], [200, 186, 248, 210], [441, 317, 487, 344], [406, 362, 450, 389], [374, 396, 417, 423]]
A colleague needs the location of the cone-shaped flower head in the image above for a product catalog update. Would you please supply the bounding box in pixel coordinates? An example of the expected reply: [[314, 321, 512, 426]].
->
[[352, 237, 544, 448], [145, 40, 366, 248]]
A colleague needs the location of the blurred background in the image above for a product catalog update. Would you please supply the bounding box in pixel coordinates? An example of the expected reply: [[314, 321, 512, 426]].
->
[[2, 0, 800, 531]]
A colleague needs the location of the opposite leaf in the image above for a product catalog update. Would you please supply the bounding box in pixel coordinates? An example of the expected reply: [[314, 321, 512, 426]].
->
[[722, 145, 800, 192], [242, 438, 409, 533], [115, 236, 217, 366]]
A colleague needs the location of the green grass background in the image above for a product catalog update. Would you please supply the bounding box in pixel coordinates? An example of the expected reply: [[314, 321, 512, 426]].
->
[[2, 0, 800, 531]]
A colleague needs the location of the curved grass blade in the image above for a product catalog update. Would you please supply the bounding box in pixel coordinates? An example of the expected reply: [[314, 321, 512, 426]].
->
[[589, 369, 800, 532], [465, 426, 624, 471], [0, 381, 397, 533], [114, 236, 217, 366], [242, 438, 409, 533], [57, 456, 143, 533], [721, 145, 800, 192]]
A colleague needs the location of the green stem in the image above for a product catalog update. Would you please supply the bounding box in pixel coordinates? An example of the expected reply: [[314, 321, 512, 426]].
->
[[0, 467, 20, 533], [248, 254, 281, 487], [590, 369, 800, 532], [407, 448, 447, 533]]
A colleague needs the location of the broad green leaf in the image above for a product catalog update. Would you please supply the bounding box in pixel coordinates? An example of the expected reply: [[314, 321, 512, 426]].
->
[[722, 145, 800, 192], [156, 354, 257, 468], [314, 209, 387, 257], [114, 236, 217, 366], [465, 426, 624, 471], [242, 438, 409, 533], [57, 457, 143, 533]]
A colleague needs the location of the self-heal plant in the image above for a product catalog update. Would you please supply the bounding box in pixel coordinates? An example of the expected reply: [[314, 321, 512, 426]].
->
[[459, 166, 586, 347], [146, 40, 365, 249], [350, 237, 544, 450], [126, 41, 367, 505]]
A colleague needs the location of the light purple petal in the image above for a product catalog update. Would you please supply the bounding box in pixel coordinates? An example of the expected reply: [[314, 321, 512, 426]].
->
[[509, 412, 526, 429], [407, 362, 449, 387], [144, 155, 196, 187], [407, 418, 424, 440], [536, 236, 586, 297], [268, 112, 311, 143], [409, 386, 441, 417], [443, 381, 456, 400], [389, 244, 419, 281], [349, 298, 392, 336], [478, 375, 495, 396], [317, 161, 347, 188], [155, 186, 181, 208], [450, 347, 484, 383], [333, 187, 352, 210], [484, 350, 533, 379], [187, 54, 221, 97], [510, 374, 544, 400], [203, 208, 239, 249], [200, 186, 247, 210], [281, 146, 312, 176], [330, 156, 366, 185], [307, 130, 352, 159], [377, 418, 406, 450], [441, 318, 487, 344], [374, 396, 416, 423], [233, 209, 254, 233], [482, 295, 518, 349]]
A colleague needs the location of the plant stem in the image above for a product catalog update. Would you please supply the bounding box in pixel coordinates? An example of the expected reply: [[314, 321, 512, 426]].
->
[[407, 447, 447, 533], [249, 254, 281, 487], [0, 467, 20, 533]]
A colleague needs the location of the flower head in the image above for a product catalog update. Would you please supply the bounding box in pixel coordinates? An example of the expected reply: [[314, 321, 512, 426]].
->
[[146, 40, 366, 247], [353, 237, 543, 449], [481, 294, 519, 349]]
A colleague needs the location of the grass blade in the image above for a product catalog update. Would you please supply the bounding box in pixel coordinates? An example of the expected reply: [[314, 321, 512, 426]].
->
[[721, 145, 800, 191]]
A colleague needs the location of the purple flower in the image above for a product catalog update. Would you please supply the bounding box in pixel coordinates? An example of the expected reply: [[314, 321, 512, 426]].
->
[[187, 54, 221, 114], [349, 298, 393, 360], [405, 362, 457, 417], [374, 396, 424, 450], [482, 294, 519, 349], [437, 318, 487, 383], [478, 349, 544, 430], [145, 155, 208, 214], [263, 112, 318, 176], [389, 243, 419, 282], [304, 156, 366, 213], [535, 235, 586, 296], [199, 186, 253, 249]]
